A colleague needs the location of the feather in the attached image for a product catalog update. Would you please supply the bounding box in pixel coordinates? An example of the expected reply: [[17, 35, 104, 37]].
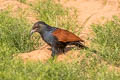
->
[[52, 29, 84, 42]]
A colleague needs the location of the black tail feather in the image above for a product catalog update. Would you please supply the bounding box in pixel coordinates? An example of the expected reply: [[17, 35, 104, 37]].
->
[[68, 41, 87, 48], [68, 41, 97, 53]]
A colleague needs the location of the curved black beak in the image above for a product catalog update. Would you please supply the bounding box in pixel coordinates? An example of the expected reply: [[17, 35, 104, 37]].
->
[[30, 29, 36, 36]]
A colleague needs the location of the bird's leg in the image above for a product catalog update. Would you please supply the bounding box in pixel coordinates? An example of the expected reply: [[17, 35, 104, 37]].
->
[[62, 49, 65, 53], [61, 45, 66, 54], [61, 48, 65, 54], [51, 47, 58, 57], [59, 48, 65, 53]]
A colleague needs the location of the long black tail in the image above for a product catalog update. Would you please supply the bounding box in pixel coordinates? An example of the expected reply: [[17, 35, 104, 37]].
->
[[68, 41, 97, 53], [68, 41, 88, 48]]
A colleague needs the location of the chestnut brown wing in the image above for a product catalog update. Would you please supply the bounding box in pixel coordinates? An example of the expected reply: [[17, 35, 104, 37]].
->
[[52, 29, 84, 42]]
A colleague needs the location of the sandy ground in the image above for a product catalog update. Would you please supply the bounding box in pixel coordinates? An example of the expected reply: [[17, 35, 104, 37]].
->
[[0, 0, 38, 23], [0, 0, 120, 63], [58, 0, 120, 39]]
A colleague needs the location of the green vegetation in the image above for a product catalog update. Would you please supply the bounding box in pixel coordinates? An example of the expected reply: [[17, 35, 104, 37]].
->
[[92, 16, 120, 66], [0, 0, 120, 80], [33, 0, 79, 33], [17, 0, 26, 3], [0, 11, 36, 54], [34, 0, 65, 25]]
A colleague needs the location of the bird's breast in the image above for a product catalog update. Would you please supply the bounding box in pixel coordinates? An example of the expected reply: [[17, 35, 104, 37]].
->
[[41, 30, 56, 46]]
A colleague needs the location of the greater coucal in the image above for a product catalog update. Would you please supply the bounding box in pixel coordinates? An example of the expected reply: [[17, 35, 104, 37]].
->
[[30, 21, 88, 57]]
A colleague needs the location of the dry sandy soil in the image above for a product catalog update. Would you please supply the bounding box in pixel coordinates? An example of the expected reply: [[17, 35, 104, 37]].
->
[[1, 0, 120, 63], [0, 0, 38, 23]]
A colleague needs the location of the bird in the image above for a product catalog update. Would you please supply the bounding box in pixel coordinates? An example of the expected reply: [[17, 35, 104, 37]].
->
[[30, 21, 88, 57]]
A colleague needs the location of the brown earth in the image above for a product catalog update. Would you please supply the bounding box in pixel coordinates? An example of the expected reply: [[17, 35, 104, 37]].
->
[[0, 0, 120, 64], [0, 0, 38, 23], [58, 0, 120, 39]]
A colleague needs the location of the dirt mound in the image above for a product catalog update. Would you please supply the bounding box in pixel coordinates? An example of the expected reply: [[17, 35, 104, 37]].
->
[[17, 45, 83, 62], [18, 46, 51, 62]]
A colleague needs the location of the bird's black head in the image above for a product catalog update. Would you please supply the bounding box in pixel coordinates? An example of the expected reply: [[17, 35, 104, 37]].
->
[[30, 21, 48, 36]]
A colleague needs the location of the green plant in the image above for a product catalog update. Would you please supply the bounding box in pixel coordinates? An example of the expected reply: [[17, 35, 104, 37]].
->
[[0, 11, 38, 54], [17, 0, 26, 3], [33, 0, 79, 34], [92, 16, 120, 66]]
